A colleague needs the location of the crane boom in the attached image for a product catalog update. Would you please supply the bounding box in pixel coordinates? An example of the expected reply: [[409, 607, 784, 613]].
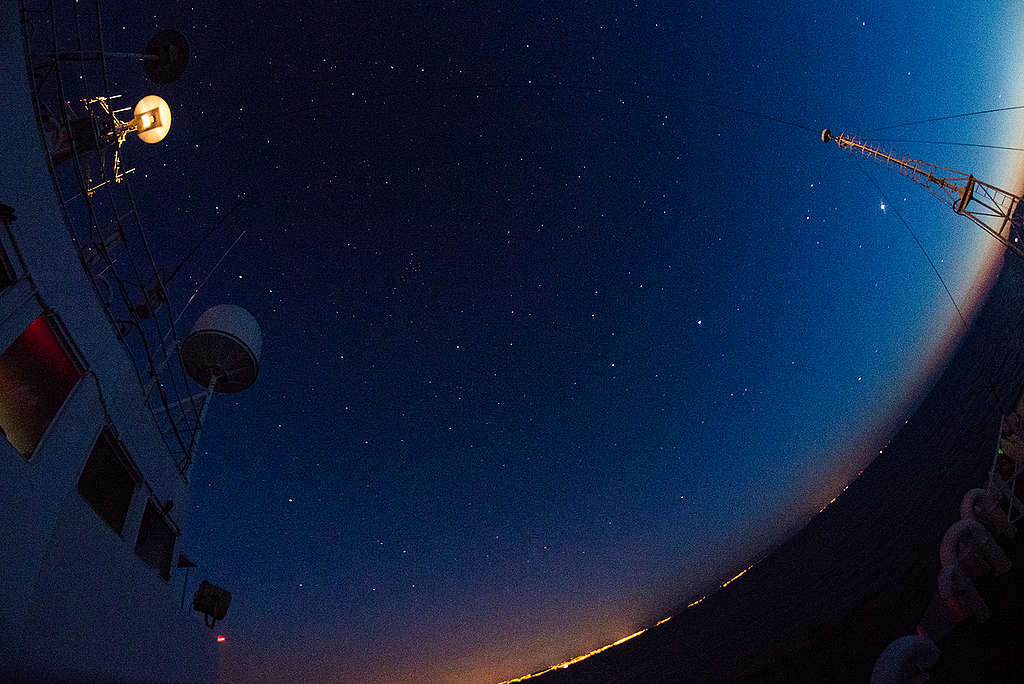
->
[[821, 128, 1024, 261]]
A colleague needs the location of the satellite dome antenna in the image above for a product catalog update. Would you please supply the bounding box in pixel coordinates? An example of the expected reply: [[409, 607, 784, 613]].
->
[[179, 305, 262, 466]]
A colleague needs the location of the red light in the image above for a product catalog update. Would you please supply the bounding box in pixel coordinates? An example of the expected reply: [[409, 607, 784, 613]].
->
[[216, 635, 226, 643]]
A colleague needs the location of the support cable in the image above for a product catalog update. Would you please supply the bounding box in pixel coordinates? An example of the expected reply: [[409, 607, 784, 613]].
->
[[858, 164, 1006, 414], [143, 80, 816, 168], [429, 82, 816, 132], [868, 138, 1024, 153], [864, 105, 1024, 133], [156, 81, 816, 285]]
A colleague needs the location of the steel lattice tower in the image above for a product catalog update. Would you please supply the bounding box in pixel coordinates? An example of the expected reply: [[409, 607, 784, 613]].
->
[[821, 129, 1024, 260]]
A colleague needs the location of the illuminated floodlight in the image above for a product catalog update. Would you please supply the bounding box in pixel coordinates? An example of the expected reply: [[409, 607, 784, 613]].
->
[[107, 95, 172, 180], [44, 94, 173, 182], [132, 95, 172, 143]]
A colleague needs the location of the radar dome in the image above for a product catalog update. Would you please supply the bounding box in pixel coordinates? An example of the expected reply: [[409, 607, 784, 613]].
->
[[181, 305, 261, 393]]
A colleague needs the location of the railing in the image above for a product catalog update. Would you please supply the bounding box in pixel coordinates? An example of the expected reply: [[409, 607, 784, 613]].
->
[[19, 0, 203, 475], [987, 414, 1024, 523]]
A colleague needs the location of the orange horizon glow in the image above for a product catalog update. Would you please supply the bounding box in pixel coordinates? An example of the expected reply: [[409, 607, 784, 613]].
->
[[497, 628, 650, 684], [492, 43, 1024, 684], [497, 558, 768, 683]]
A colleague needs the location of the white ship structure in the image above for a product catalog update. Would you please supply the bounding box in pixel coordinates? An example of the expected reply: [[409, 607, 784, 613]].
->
[[1, 2, 258, 680]]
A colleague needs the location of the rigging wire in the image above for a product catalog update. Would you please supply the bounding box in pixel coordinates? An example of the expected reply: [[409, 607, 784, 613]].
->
[[867, 138, 1024, 153], [153, 80, 815, 286], [175, 229, 246, 326], [166, 210, 237, 286], [858, 164, 1006, 414], [145, 79, 815, 164], [863, 104, 1024, 133], [428, 82, 815, 132]]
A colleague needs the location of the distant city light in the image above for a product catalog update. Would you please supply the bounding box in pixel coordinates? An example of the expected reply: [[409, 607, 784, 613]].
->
[[720, 564, 754, 588], [500, 556, 766, 682]]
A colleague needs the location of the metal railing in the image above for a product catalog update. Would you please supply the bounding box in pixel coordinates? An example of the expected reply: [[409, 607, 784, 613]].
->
[[987, 413, 1024, 523], [19, 0, 203, 475]]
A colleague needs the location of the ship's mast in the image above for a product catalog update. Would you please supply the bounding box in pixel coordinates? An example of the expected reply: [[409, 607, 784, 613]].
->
[[821, 128, 1024, 261]]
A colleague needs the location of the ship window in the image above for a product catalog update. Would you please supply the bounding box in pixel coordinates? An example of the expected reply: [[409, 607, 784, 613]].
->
[[77, 429, 138, 535], [0, 315, 82, 456], [0, 249, 12, 291], [135, 500, 176, 580], [0, 207, 15, 291]]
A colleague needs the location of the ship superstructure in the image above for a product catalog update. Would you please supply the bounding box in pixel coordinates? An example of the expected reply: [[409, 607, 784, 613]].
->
[[1, 2, 254, 680]]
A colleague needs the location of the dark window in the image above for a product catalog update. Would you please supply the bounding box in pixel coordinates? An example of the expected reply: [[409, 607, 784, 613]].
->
[[0, 315, 82, 455], [77, 429, 137, 534], [135, 500, 175, 580], [0, 252, 12, 291], [0, 207, 15, 291]]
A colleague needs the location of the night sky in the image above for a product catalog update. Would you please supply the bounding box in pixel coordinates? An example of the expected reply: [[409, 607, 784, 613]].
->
[[91, 2, 1024, 681]]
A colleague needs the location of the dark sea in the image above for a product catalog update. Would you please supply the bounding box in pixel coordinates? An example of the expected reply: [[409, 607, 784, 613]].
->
[[536, 250, 1024, 682]]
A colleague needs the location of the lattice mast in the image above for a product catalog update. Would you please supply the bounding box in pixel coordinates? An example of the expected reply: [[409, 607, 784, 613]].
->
[[821, 129, 1024, 260]]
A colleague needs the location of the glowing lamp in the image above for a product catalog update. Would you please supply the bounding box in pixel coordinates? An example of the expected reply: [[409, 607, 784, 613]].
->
[[216, 635, 226, 643], [133, 95, 171, 143]]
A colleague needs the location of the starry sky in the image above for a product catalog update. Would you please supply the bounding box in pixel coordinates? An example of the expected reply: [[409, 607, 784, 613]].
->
[[90, 1, 1024, 681]]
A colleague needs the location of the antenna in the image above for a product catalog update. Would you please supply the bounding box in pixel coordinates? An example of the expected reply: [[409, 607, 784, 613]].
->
[[142, 29, 190, 84], [177, 305, 262, 470], [821, 128, 1024, 260], [38, 27, 185, 185], [22, 6, 219, 475], [43, 29, 190, 85]]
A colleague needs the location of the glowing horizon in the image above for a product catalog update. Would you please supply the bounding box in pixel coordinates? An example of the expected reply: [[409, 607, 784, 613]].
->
[[487, 36, 1024, 684]]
